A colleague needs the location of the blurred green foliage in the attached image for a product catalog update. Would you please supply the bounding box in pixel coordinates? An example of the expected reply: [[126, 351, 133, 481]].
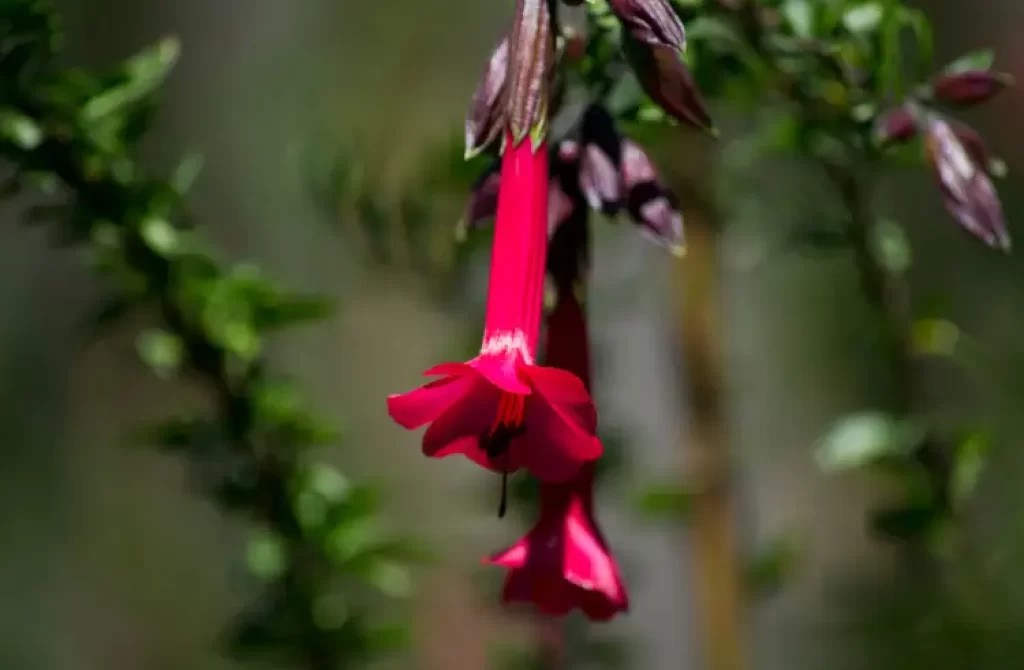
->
[[0, 2, 415, 668], [1, 0, 1016, 667]]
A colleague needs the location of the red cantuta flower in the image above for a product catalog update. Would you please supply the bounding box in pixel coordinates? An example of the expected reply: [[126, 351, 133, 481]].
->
[[388, 135, 602, 487], [486, 292, 629, 621]]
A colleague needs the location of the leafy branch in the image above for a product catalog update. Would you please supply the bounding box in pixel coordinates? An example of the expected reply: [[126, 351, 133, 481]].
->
[[637, 0, 1009, 552], [0, 2, 413, 668]]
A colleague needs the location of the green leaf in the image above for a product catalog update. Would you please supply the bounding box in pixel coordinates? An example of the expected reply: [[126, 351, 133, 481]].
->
[[312, 592, 350, 630], [900, 7, 933, 77], [878, 0, 904, 97], [1, 112, 42, 150], [782, 0, 814, 39], [634, 483, 694, 520], [255, 295, 334, 330], [253, 381, 303, 423], [364, 561, 412, 598], [606, 71, 644, 115], [136, 329, 184, 378], [82, 37, 180, 122], [246, 529, 288, 581], [944, 49, 995, 75], [910, 318, 960, 357], [842, 3, 884, 34], [951, 432, 989, 508], [869, 218, 911, 274], [201, 274, 262, 360], [637, 102, 666, 123], [816, 412, 924, 472], [140, 216, 178, 255], [170, 151, 204, 195], [686, 16, 746, 50], [310, 463, 350, 501], [329, 518, 385, 562]]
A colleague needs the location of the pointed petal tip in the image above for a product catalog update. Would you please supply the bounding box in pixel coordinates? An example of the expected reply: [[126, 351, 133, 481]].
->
[[485, 542, 527, 568]]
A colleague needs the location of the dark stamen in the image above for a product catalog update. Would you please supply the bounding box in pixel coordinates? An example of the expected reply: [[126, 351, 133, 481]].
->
[[480, 422, 525, 519], [498, 453, 509, 518]]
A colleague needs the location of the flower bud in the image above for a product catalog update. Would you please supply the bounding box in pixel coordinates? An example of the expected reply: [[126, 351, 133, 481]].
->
[[466, 37, 509, 158], [621, 140, 685, 255], [609, 0, 686, 50], [456, 164, 501, 241], [932, 70, 1014, 107], [563, 29, 587, 62], [507, 0, 555, 145], [875, 106, 919, 146], [578, 105, 623, 214], [622, 36, 715, 134], [924, 119, 1010, 251], [948, 120, 1007, 178]]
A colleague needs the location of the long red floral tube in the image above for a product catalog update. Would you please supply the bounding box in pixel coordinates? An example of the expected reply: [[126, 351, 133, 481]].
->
[[387, 134, 602, 485]]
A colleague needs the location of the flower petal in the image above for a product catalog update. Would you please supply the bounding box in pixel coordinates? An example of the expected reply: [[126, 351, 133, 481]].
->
[[469, 354, 532, 394], [521, 371, 603, 478], [387, 373, 475, 429], [579, 144, 622, 214], [580, 588, 629, 621], [485, 538, 530, 569], [564, 502, 627, 603], [422, 379, 499, 456]]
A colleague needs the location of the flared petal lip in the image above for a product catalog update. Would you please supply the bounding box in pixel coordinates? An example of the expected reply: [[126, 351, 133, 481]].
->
[[494, 568, 629, 620], [387, 359, 601, 481]]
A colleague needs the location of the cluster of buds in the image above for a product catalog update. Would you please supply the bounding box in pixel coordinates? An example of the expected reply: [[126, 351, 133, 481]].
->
[[460, 103, 686, 258], [391, 0, 706, 622], [876, 64, 1013, 250]]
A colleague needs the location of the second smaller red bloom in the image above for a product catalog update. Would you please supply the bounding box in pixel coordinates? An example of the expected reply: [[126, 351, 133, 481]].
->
[[486, 462, 629, 621]]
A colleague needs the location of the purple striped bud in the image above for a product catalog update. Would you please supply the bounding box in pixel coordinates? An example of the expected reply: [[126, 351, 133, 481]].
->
[[932, 70, 1014, 107], [925, 119, 1010, 251], [621, 139, 685, 255]]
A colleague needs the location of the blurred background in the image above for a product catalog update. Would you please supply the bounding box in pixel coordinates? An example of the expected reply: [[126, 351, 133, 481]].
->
[[1, 0, 1023, 669]]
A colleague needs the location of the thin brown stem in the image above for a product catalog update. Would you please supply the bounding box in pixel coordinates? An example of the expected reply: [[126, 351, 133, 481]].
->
[[677, 216, 748, 670]]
